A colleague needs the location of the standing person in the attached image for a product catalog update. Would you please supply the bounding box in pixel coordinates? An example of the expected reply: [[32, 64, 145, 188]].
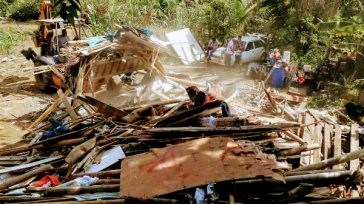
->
[[205, 37, 220, 62], [224, 36, 234, 67], [45, 32, 54, 56], [271, 61, 285, 88], [54, 29, 70, 50], [234, 36, 244, 66], [285, 64, 298, 89]]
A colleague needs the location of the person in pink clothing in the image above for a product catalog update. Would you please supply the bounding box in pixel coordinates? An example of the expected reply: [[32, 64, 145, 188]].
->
[[224, 36, 234, 67], [271, 48, 281, 61]]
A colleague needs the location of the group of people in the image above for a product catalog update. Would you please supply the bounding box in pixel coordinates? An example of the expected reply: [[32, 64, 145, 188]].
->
[[270, 49, 305, 89], [205, 36, 245, 67], [204, 36, 308, 89]]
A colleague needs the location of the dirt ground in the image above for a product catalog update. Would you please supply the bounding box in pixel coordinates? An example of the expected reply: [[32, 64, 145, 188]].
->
[[0, 21, 290, 148], [0, 21, 53, 147]]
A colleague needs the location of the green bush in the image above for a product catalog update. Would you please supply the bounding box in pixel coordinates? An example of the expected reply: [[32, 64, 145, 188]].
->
[[0, 0, 9, 17], [8, 0, 41, 22]]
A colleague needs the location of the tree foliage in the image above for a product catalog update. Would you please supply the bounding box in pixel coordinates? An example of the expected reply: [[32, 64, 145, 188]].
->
[[53, 0, 82, 25]]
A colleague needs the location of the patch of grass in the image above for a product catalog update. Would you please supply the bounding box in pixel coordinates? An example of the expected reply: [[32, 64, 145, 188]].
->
[[0, 28, 27, 54], [307, 74, 364, 109], [307, 91, 347, 109]]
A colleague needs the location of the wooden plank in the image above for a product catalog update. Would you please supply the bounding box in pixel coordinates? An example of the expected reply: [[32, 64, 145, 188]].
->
[[120, 137, 277, 198], [333, 124, 342, 169], [297, 113, 304, 136], [350, 123, 360, 170], [300, 113, 313, 166], [57, 89, 78, 120], [78, 96, 128, 120], [323, 123, 332, 161], [313, 123, 322, 163]]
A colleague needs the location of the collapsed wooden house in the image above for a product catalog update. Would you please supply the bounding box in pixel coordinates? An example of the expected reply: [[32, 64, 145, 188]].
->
[[1, 26, 363, 204]]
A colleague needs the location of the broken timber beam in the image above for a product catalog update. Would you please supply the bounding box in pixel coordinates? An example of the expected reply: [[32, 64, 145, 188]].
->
[[78, 96, 128, 119]]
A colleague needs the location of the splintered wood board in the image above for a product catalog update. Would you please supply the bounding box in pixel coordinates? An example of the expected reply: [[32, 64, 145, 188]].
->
[[120, 137, 278, 198]]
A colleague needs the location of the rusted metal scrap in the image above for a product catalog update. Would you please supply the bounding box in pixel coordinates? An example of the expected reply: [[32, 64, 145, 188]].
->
[[120, 137, 278, 198]]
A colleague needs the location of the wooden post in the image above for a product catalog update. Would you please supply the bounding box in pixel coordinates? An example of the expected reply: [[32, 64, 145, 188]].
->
[[350, 123, 360, 170], [323, 123, 332, 160], [229, 194, 235, 204], [300, 112, 313, 166], [312, 123, 321, 163], [297, 113, 304, 137], [333, 124, 342, 169]]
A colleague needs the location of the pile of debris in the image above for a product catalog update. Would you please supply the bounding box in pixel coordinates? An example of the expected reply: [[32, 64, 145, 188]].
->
[[1, 26, 363, 204], [0, 81, 363, 203]]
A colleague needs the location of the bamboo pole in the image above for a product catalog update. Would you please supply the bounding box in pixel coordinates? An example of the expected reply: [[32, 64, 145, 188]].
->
[[283, 130, 305, 144], [280, 144, 320, 156], [236, 170, 354, 185], [69, 169, 121, 179], [26, 184, 119, 195], [292, 148, 364, 172], [0, 164, 53, 190], [0, 138, 85, 156]]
